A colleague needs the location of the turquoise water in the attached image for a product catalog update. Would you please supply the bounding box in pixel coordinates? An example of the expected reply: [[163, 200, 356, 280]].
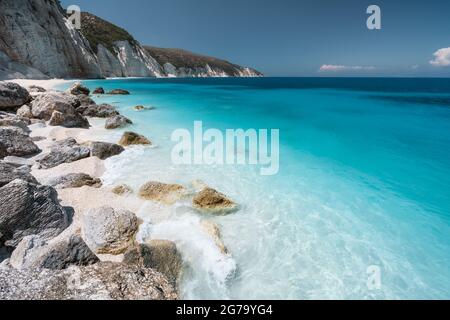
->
[[67, 78, 450, 299]]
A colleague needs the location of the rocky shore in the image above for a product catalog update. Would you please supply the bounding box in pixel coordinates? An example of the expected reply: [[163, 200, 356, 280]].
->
[[0, 80, 237, 300]]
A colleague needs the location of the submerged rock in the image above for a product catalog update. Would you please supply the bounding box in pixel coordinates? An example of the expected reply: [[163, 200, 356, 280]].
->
[[0, 162, 38, 187], [111, 184, 133, 196], [193, 187, 238, 214], [0, 82, 31, 110], [0, 180, 69, 248], [68, 82, 90, 96], [82, 103, 119, 118], [0, 262, 177, 300], [105, 115, 133, 129], [92, 87, 105, 95], [138, 181, 187, 204], [124, 240, 183, 286], [133, 105, 155, 111], [0, 127, 40, 159], [108, 89, 130, 95], [201, 220, 229, 255], [47, 173, 102, 189], [37, 138, 90, 169], [82, 207, 140, 255], [85, 141, 125, 160], [119, 131, 151, 146], [10, 233, 99, 270]]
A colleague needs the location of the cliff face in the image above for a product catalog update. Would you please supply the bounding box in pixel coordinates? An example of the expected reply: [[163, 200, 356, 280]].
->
[[145, 47, 263, 78], [80, 12, 163, 78], [0, 0, 262, 79], [0, 0, 101, 79]]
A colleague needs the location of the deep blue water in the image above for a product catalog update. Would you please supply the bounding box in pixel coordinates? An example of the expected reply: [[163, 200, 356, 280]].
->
[[69, 77, 450, 299]]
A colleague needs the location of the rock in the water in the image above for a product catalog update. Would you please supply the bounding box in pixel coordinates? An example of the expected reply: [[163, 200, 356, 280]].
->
[[193, 187, 238, 214], [82, 103, 119, 118], [47, 173, 102, 189], [108, 89, 130, 95], [124, 240, 183, 286], [105, 115, 133, 129], [28, 85, 46, 93], [16, 105, 33, 119], [82, 207, 140, 255], [10, 233, 99, 271], [111, 184, 133, 196], [133, 105, 155, 111], [0, 82, 31, 110], [201, 220, 229, 255], [93, 87, 105, 94], [119, 131, 151, 146], [85, 141, 124, 160], [37, 138, 90, 169], [68, 82, 90, 96], [138, 181, 187, 204], [0, 180, 69, 248], [0, 262, 177, 300], [0, 162, 38, 187], [0, 127, 40, 159], [31, 92, 80, 120]]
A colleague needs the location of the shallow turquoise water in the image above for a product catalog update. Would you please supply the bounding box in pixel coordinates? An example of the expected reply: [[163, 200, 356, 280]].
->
[[65, 78, 450, 299]]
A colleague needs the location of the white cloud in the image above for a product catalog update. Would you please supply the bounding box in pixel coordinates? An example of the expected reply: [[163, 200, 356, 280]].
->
[[319, 65, 376, 72], [430, 47, 450, 67]]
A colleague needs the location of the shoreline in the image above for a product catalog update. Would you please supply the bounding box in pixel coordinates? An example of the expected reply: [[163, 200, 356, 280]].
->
[[1, 78, 234, 299]]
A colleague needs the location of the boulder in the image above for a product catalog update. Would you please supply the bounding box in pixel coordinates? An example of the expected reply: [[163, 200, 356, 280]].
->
[[85, 141, 125, 160], [108, 89, 130, 95], [37, 138, 90, 169], [0, 262, 177, 300], [68, 82, 90, 96], [48, 110, 89, 128], [0, 162, 38, 187], [93, 87, 105, 94], [0, 180, 69, 248], [31, 92, 80, 120], [16, 105, 33, 119], [138, 181, 187, 205], [28, 85, 46, 93], [0, 116, 30, 133], [47, 173, 102, 189], [105, 115, 133, 129], [124, 240, 183, 286], [111, 184, 133, 196], [0, 82, 31, 110], [119, 131, 151, 146], [9, 233, 99, 271], [82, 104, 119, 118], [81, 207, 140, 255], [193, 187, 238, 214], [0, 127, 40, 159], [77, 94, 96, 108]]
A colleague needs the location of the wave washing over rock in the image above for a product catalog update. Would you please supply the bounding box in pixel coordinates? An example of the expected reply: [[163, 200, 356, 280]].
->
[[0, 0, 262, 79]]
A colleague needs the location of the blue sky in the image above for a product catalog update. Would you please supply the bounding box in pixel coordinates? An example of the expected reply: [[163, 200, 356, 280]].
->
[[61, 0, 450, 77]]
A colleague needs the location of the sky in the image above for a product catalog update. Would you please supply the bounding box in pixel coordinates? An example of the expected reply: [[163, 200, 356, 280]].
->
[[61, 0, 450, 77]]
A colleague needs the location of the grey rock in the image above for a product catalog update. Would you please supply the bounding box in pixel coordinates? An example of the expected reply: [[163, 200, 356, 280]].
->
[[16, 105, 33, 118], [0, 127, 40, 159], [92, 87, 105, 94], [37, 138, 90, 169], [0, 82, 31, 110], [82, 103, 119, 118], [67, 82, 90, 96], [0, 116, 31, 133], [124, 240, 183, 286], [31, 92, 80, 120], [105, 115, 133, 129], [82, 207, 140, 255], [86, 141, 124, 160], [0, 162, 38, 187], [28, 85, 46, 93], [48, 109, 89, 129], [3, 156, 35, 167], [0, 262, 177, 300], [47, 173, 102, 189], [10, 233, 99, 270], [0, 179, 69, 248], [76, 94, 96, 108], [108, 89, 130, 95]]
